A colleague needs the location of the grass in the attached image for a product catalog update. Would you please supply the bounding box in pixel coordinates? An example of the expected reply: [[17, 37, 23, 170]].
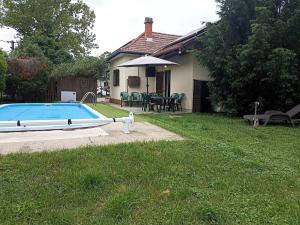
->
[[0, 103, 299, 225], [91, 103, 129, 118]]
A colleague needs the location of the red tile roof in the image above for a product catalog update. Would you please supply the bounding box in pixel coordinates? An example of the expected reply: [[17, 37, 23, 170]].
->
[[109, 26, 208, 61], [110, 32, 181, 60], [154, 27, 206, 57]]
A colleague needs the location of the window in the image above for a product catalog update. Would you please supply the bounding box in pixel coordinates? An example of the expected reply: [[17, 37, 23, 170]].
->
[[146, 66, 156, 77], [113, 69, 120, 86]]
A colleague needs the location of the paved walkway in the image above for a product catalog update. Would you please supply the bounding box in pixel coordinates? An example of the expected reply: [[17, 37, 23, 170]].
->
[[0, 122, 183, 155]]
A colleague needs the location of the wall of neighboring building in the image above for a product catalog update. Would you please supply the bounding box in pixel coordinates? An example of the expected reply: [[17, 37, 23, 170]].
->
[[109, 54, 155, 103]]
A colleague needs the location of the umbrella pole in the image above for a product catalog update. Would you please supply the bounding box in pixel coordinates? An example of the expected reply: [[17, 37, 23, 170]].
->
[[147, 76, 149, 94], [145, 66, 149, 94]]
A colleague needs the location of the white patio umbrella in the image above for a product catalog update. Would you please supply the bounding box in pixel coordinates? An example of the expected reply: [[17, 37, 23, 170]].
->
[[117, 55, 178, 94]]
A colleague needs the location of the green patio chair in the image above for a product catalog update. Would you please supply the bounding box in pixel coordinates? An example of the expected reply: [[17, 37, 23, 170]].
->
[[153, 97, 164, 112], [166, 93, 179, 112], [120, 92, 131, 107], [149, 92, 161, 97], [141, 92, 150, 111], [175, 93, 185, 111], [141, 92, 159, 111], [131, 92, 141, 107]]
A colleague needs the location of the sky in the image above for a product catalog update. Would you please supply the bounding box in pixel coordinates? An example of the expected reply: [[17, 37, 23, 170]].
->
[[0, 0, 219, 56]]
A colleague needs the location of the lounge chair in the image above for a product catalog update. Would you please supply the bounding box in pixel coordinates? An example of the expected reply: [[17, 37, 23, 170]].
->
[[120, 92, 131, 107], [286, 104, 300, 125], [243, 104, 300, 127]]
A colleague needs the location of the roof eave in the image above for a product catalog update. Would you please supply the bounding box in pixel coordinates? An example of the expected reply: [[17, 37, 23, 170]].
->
[[153, 27, 207, 56], [154, 31, 206, 58], [108, 50, 146, 62]]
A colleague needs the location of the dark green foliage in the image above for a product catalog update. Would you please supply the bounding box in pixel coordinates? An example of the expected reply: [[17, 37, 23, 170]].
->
[[5, 72, 48, 102], [12, 35, 73, 67], [51, 53, 110, 79], [6, 35, 74, 102], [4, 74, 19, 99], [0, 49, 7, 96], [0, 0, 97, 56], [196, 0, 300, 115]]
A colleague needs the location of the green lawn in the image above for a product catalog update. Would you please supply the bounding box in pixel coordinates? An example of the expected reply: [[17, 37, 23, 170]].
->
[[0, 103, 299, 225]]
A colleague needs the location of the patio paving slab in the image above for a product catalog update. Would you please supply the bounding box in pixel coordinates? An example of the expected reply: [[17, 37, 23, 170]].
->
[[0, 122, 183, 155]]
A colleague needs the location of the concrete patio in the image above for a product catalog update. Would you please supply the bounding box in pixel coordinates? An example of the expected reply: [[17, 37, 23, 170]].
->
[[0, 122, 183, 155]]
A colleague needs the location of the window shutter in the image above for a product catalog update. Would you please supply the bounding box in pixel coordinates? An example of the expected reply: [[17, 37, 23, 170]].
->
[[113, 69, 120, 86], [128, 76, 140, 87]]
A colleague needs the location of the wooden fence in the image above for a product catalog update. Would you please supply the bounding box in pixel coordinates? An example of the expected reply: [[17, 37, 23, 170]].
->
[[48, 76, 97, 103]]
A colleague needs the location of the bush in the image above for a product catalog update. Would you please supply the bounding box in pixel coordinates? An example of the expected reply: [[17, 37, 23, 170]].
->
[[7, 58, 48, 80], [5, 72, 48, 102], [0, 50, 8, 101], [51, 55, 109, 80]]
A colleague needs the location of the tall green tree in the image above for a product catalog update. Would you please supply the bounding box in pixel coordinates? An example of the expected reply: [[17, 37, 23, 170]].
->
[[12, 35, 73, 66], [0, 49, 7, 101], [0, 0, 97, 56], [196, 0, 300, 114], [5, 34, 73, 102]]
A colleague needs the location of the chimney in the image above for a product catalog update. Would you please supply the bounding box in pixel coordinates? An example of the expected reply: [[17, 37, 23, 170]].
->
[[144, 17, 153, 38]]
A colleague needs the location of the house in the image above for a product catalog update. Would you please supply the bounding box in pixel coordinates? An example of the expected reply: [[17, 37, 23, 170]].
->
[[108, 17, 212, 112]]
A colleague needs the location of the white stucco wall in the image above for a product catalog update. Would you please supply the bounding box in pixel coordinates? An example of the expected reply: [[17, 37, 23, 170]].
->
[[161, 53, 211, 111], [109, 54, 155, 101], [164, 54, 194, 110], [193, 57, 212, 81]]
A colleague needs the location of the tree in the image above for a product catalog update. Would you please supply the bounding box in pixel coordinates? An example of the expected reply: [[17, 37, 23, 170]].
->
[[196, 0, 300, 115], [98, 51, 111, 81], [12, 35, 73, 66], [0, 49, 7, 100], [0, 0, 97, 56], [5, 55, 49, 102], [51, 54, 110, 80]]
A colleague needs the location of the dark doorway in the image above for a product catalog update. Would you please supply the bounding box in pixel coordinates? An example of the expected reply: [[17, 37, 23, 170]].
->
[[193, 80, 211, 113], [156, 72, 164, 95], [156, 71, 171, 97], [164, 70, 171, 97]]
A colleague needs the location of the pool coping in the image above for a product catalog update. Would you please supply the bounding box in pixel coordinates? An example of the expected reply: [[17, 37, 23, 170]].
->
[[0, 122, 184, 155]]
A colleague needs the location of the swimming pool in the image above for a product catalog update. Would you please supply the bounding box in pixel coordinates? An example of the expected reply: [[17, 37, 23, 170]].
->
[[0, 104, 104, 121], [0, 103, 134, 133]]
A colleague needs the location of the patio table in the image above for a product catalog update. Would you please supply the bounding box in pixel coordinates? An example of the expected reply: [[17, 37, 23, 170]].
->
[[150, 96, 177, 112]]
